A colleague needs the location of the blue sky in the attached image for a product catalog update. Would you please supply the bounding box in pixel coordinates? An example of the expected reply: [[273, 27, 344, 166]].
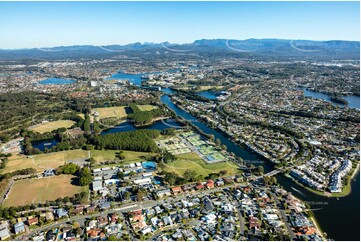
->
[[0, 1, 359, 49]]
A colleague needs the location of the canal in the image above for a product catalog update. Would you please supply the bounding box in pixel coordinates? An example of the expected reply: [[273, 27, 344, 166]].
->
[[109, 71, 360, 241]]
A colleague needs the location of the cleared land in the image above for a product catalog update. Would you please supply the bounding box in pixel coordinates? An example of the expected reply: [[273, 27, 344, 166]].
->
[[3, 175, 81, 207], [29, 120, 75, 134], [94, 106, 127, 119], [137, 105, 158, 111], [163, 152, 239, 177]]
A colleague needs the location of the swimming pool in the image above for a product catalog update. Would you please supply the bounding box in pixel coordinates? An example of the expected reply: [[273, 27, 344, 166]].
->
[[142, 161, 157, 170]]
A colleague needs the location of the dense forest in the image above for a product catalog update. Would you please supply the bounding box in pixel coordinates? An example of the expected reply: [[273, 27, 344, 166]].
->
[[127, 103, 164, 126], [94, 129, 160, 152]]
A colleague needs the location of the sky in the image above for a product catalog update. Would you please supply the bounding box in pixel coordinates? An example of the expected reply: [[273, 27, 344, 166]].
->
[[0, 1, 359, 49]]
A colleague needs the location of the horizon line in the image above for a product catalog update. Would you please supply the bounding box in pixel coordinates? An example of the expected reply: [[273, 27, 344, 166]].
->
[[1, 37, 360, 51]]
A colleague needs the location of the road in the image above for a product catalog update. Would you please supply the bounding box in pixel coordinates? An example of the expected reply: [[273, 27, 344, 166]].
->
[[267, 190, 296, 239]]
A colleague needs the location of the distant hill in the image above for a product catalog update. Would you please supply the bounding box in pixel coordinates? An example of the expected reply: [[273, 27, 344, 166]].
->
[[0, 38, 359, 60]]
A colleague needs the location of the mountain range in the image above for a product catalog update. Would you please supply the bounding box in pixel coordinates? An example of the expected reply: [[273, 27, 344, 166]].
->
[[0, 38, 359, 60]]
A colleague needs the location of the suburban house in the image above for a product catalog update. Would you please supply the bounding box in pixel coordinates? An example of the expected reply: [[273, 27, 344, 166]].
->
[[195, 182, 204, 190], [171, 186, 182, 195], [0, 223, 10, 241], [14, 221, 25, 234], [206, 180, 214, 189], [156, 189, 171, 198], [27, 216, 39, 226], [55, 208, 68, 218]]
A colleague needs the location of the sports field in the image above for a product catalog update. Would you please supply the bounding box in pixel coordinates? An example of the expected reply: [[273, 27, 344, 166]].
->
[[162, 152, 239, 177], [93, 106, 127, 119], [3, 175, 81, 207], [137, 105, 158, 111], [29, 120, 75, 134]]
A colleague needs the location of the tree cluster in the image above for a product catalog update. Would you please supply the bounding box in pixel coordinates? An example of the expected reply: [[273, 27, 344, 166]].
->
[[94, 130, 160, 152]]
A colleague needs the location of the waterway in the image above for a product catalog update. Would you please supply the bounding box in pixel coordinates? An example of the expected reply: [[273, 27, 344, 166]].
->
[[302, 88, 360, 110], [100, 119, 183, 135], [39, 78, 76, 85], [197, 91, 218, 100], [103, 71, 360, 240], [162, 92, 360, 241]]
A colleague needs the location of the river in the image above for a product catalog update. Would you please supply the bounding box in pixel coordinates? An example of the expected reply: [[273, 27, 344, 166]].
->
[[107, 71, 360, 240]]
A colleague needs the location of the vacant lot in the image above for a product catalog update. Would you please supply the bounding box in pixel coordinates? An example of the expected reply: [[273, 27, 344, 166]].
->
[[163, 152, 239, 177], [94, 106, 127, 119], [137, 105, 158, 111], [29, 120, 75, 134], [92, 150, 153, 167], [3, 175, 81, 207]]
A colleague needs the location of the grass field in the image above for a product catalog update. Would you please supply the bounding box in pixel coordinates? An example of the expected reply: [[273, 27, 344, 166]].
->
[[137, 105, 158, 111], [3, 175, 82, 207], [1, 154, 37, 174], [162, 152, 239, 177], [34, 150, 89, 169], [92, 150, 153, 167], [93, 106, 127, 119], [29, 120, 75, 134], [1, 149, 153, 174]]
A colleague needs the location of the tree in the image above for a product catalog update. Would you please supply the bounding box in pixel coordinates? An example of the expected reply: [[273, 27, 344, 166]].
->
[[79, 167, 92, 186], [107, 235, 118, 241], [117, 171, 125, 180], [209, 134, 215, 142], [83, 114, 91, 134], [88, 158, 96, 166], [257, 166, 264, 175], [215, 138, 221, 147], [219, 170, 228, 176], [123, 191, 130, 200], [184, 170, 197, 182], [61, 163, 78, 174], [136, 190, 145, 201]]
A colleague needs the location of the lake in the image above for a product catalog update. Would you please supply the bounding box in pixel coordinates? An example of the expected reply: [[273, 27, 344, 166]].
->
[[100, 119, 184, 135], [197, 91, 218, 100], [39, 78, 76, 85], [302, 88, 360, 110], [31, 138, 58, 151]]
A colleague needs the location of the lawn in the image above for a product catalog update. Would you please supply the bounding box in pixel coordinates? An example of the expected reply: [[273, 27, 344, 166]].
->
[[90, 150, 118, 163], [137, 105, 158, 111], [29, 120, 75, 134], [1, 149, 153, 174], [1, 154, 37, 174], [92, 150, 154, 168], [3, 175, 82, 207], [162, 152, 239, 177], [34, 150, 89, 169], [93, 106, 127, 119], [1, 150, 89, 174]]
